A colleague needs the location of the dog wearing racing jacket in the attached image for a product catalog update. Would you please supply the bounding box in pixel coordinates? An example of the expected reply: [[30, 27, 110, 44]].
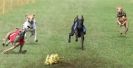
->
[[2, 28, 26, 54], [23, 14, 38, 42], [116, 6, 128, 35]]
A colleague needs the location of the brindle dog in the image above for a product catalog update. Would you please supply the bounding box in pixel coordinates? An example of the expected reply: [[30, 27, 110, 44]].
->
[[116, 7, 128, 35]]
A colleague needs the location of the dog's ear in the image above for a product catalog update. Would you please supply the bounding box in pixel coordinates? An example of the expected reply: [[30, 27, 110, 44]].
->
[[25, 14, 28, 19], [81, 15, 84, 19], [76, 15, 78, 18], [33, 14, 35, 18], [74, 15, 78, 22], [75, 15, 78, 19], [25, 15, 28, 20], [25, 14, 27, 17], [80, 15, 84, 23]]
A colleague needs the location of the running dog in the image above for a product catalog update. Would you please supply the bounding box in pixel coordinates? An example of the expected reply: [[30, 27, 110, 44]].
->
[[2, 28, 26, 54], [23, 14, 38, 42], [116, 7, 128, 35]]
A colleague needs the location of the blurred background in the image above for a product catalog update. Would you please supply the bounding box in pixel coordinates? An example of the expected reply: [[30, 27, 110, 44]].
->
[[0, 0, 35, 15]]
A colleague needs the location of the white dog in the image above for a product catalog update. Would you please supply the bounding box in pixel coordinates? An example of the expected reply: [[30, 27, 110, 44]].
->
[[23, 14, 38, 42]]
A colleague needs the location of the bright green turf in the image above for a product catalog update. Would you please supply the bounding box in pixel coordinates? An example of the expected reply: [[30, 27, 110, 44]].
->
[[0, 0, 133, 68]]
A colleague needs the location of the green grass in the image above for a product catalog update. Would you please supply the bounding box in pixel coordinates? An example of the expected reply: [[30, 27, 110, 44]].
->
[[0, 0, 133, 68]]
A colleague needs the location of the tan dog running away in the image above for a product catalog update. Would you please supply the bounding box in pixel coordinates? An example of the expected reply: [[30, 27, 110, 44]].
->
[[116, 7, 128, 35]]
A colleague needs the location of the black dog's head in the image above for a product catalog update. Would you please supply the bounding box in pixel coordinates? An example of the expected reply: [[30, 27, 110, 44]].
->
[[76, 15, 84, 29]]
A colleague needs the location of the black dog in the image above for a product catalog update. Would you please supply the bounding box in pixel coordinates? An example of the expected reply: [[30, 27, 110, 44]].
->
[[68, 15, 86, 50]]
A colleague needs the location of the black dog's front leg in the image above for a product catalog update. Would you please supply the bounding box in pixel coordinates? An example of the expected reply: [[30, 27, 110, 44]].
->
[[68, 24, 75, 43], [68, 34, 71, 43], [68, 32, 74, 43], [75, 37, 78, 42], [75, 34, 78, 42]]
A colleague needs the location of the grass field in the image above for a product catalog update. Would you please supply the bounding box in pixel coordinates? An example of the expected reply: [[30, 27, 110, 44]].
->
[[0, 0, 133, 68]]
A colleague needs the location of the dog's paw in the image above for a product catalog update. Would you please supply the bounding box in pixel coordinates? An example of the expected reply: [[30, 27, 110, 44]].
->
[[75, 39, 78, 42], [2, 43, 5, 46], [20, 50, 27, 54], [68, 40, 71, 43], [35, 39, 38, 42]]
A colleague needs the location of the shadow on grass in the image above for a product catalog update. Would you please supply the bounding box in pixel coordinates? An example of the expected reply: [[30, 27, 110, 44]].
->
[[25, 56, 125, 68], [4, 50, 27, 54], [26, 42, 38, 45], [45, 62, 75, 68], [25, 61, 75, 68]]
